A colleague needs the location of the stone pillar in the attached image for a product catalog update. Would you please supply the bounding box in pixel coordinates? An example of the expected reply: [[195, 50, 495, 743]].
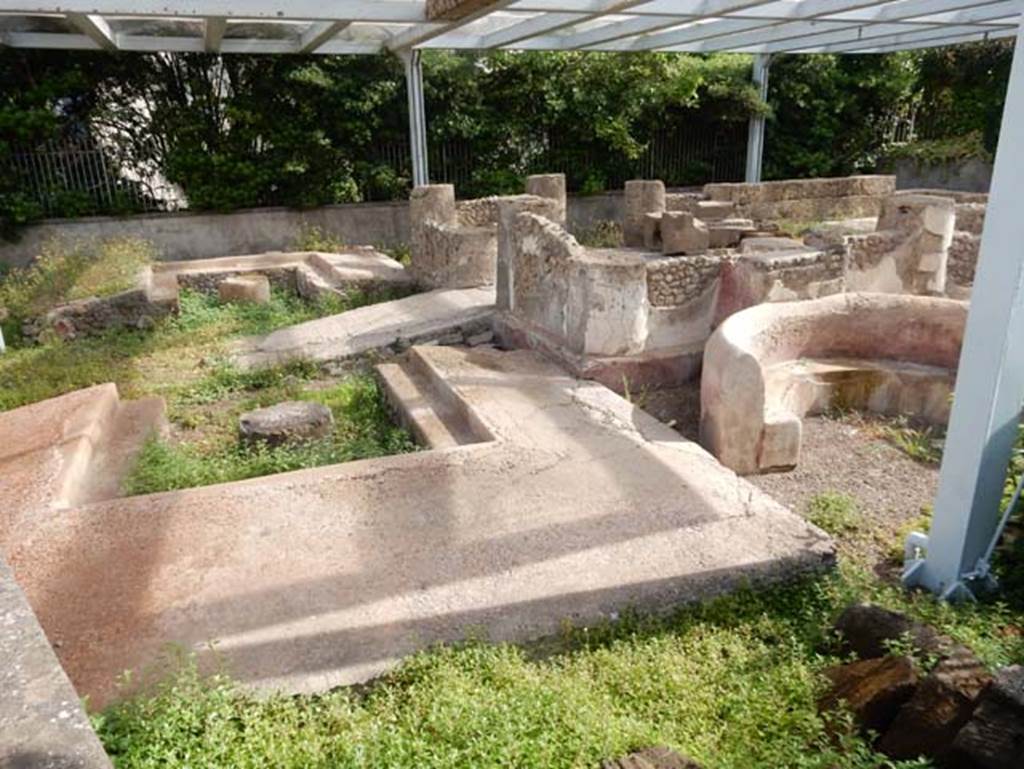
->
[[410, 184, 457, 228], [624, 180, 666, 247], [496, 196, 563, 312], [525, 173, 567, 226], [662, 212, 710, 256], [879, 193, 955, 295]]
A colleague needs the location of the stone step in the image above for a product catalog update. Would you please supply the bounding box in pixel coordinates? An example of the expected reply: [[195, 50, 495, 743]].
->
[[377, 358, 485, 449], [295, 263, 344, 302], [76, 397, 168, 504]]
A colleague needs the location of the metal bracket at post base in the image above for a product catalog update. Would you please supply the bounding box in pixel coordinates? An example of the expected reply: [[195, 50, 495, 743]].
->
[[903, 465, 1023, 601]]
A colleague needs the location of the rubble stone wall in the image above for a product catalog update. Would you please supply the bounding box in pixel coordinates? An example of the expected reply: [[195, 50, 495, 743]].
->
[[646, 256, 724, 307]]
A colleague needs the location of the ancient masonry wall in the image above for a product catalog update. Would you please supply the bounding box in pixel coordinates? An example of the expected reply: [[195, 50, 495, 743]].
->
[[646, 256, 724, 307], [704, 175, 896, 221]]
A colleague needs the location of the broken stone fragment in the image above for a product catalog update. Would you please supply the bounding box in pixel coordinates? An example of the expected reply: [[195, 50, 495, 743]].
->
[[833, 603, 949, 660], [238, 401, 334, 447], [818, 655, 918, 734], [600, 746, 703, 769], [218, 274, 271, 305], [878, 644, 992, 760], [948, 665, 1024, 769], [661, 212, 709, 256]]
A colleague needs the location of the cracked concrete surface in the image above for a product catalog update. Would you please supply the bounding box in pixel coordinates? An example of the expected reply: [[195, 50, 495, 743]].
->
[[0, 345, 834, 708]]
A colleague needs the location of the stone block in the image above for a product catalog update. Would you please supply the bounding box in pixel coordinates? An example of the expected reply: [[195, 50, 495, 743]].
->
[[879, 645, 992, 761], [834, 603, 948, 660], [218, 275, 271, 305], [525, 173, 567, 226], [661, 212, 709, 255], [239, 401, 334, 447], [818, 655, 918, 734], [695, 200, 735, 222], [740, 237, 809, 254], [948, 666, 1024, 769], [624, 180, 666, 247], [410, 184, 457, 228], [758, 411, 801, 471]]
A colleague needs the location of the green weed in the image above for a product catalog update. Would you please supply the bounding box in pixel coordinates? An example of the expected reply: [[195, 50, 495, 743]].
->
[[806, 492, 862, 536]]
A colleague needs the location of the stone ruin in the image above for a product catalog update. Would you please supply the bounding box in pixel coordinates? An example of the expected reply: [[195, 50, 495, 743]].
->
[[0, 170, 996, 765], [20, 247, 412, 342], [408, 173, 566, 289], [491, 176, 983, 395]]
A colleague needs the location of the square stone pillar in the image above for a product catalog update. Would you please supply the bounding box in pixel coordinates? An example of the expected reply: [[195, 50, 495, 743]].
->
[[525, 173, 567, 227], [624, 180, 665, 247], [497, 195, 564, 312]]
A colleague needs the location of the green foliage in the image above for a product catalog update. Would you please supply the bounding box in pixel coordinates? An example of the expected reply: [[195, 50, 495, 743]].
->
[[92, 561, 1021, 768], [122, 375, 416, 496], [880, 419, 944, 465], [293, 224, 347, 253], [806, 492, 862, 536], [573, 220, 624, 248], [0, 237, 154, 339], [0, 284, 380, 412], [764, 53, 921, 179], [881, 132, 992, 168], [914, 40, 1014, 154]]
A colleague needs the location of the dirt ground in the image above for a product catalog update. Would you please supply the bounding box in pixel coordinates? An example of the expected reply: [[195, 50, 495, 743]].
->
[[642, 382, 941, 575]]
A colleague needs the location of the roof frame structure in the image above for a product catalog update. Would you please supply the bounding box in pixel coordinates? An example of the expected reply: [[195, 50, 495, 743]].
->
[[0, 0, 1023, 604], [0, 0, 1017, 55]]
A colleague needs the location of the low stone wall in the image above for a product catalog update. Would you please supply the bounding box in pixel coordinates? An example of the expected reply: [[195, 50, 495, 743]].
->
[[1, 557, 113, 768], [704, 175, 896, 221], [949, 231, 982, 293], [0, 189, 612, 270], [892, 157, 992, 193], [22, 272, 177, 342]]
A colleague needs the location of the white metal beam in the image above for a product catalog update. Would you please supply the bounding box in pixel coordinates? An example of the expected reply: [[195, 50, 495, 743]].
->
[[745, 53, 770, 183], [904, 18, 1024, 600], [796, 21, 1017, 53], [401, 49, 429, 187], [297, 21, 350, 53], [850, 26, 1017, 51], [65, 12, 117, 50], [204, 18, 226, 53], [0, 0, 426, 22]]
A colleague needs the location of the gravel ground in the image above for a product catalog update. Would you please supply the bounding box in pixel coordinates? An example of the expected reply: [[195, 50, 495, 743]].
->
[[642, 382, 941, 574]]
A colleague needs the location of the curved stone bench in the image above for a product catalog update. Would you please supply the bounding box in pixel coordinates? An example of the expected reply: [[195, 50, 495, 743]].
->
[[700, 292, 967, 474]]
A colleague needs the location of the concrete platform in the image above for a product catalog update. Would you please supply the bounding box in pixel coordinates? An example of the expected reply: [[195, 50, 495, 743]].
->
[[231, 286, 495, 369], [2, 345, 833, 708]]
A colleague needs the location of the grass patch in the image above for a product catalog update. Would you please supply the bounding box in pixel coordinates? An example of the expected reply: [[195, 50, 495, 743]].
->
[[574, 221, 624, 248], [879, 418, 944, 465], [806, 492, 862, 536], [92, 561, 1023, 769], [123, 375, 416, 495], [0, 237, 154, 339], [293, 224, 347, 253]]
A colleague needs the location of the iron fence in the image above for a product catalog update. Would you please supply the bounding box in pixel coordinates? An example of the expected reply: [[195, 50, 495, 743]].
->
[[4, 137, 184, 217], [10, 124, 747, 217]]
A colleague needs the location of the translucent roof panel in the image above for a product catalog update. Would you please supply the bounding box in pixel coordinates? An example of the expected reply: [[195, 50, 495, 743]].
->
[[0, 1, 1017, 54]]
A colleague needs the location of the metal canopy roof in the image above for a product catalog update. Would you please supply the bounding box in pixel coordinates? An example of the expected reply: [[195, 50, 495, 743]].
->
[[0, 0, 1018, 56]]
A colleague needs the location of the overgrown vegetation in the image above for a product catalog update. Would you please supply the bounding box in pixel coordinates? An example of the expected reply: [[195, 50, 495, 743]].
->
[[123, 374, 416, 495], [574, 220, 625, 249], [3, 41, 1013, 234], [0, 236, 154, 338], [0, 247, 417, 488], [92, 559, 1023, 769], [806, 492, 863, 536]]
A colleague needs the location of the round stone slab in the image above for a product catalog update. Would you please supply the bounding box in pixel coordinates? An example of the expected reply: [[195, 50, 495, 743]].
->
[[238, 401, 334, 447]]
